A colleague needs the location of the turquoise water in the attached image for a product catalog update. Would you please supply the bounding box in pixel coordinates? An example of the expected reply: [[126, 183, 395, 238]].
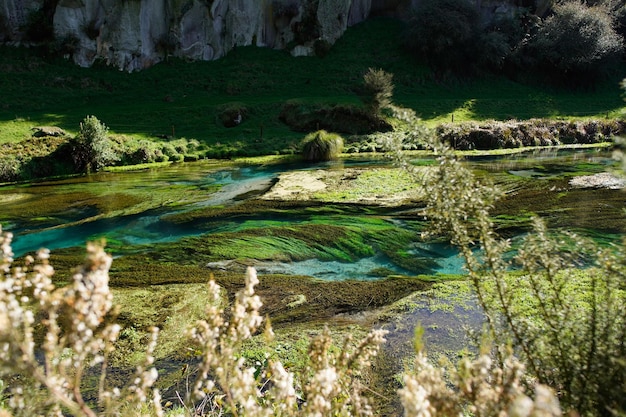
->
[[1, 149, 623, 280]]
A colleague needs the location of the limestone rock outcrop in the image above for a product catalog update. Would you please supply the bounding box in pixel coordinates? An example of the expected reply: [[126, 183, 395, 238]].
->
[[0, 0, 524, 71], [1, 0, 418, 70]]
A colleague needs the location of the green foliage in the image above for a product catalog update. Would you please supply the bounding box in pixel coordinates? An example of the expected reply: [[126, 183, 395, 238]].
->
[[526, 1, 624, 85], [360, 68, 394, 116], [301, 130, 344, 162], [71, 116, 119, 173]]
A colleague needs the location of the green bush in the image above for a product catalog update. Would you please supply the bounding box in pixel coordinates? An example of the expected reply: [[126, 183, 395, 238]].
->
[[526, 1, 624, 85], [216, 103, 248, 128], [70, 116, 119, 173], [0, 156, 20, 183], [301, 130, 344, 162]]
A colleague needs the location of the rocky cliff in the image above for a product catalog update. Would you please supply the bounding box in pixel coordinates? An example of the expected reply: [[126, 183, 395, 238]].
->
[[0, 0, 531, 71]]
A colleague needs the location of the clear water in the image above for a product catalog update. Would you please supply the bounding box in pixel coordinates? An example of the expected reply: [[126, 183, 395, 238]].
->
[[1, 149, 623, 280]]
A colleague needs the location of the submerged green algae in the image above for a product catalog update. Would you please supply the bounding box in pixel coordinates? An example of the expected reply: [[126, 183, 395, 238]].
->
[[0, 160, 232, 230]]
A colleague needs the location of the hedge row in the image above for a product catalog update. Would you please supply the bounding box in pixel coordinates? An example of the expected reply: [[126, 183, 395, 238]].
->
[[437, 119, 625, 150]]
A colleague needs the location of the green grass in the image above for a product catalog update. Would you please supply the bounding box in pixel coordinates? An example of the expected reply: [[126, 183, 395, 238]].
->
[[1, 17, 625, 155]]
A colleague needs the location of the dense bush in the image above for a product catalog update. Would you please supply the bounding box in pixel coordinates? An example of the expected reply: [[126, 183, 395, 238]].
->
[[404, 0, 481, 74], [279, 101, 392, 134], [524, 1, 624, 85], [301, 130, 344, 162], [437, 119, 623, 150], [404, 0, 624, 86], [71, 116, 119, 173]]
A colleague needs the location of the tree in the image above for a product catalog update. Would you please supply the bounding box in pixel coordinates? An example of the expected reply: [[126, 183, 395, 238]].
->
[[527, 1, 623, 85], [71, 116, 119, 173]]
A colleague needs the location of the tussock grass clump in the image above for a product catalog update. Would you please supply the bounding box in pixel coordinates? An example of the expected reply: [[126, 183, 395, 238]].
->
[[301, 130, 344, 162]]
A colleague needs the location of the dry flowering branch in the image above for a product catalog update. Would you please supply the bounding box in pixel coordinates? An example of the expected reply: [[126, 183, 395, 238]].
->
[[0, 227, 162, 417], [406, 131, 626, 415], [399, 339, 562, 417], [186, 267, 389, 417]]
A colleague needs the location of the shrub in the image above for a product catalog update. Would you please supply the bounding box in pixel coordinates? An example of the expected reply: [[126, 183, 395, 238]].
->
[[71, 116, 119, 173], [0, 156, 21, 183], [279, 101, 392, 134], [313, 39, 332, 58], [404, 0, 481, 74], [301, 130, 344, 162], [526, 1, 624, 85], [359, 68, 394, 116], [436, 119, 623, 150], [216, 103, 248, 128], [0, 229, 390, 416], [404, 131, 626, 416], [292, 0, 320, 44]]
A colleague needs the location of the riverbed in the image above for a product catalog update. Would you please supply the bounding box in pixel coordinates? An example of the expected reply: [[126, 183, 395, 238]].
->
[[0, 147, 623, 408]]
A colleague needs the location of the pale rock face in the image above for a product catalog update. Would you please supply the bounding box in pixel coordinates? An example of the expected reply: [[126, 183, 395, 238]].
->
[[317, 0, 351, 44], [0, 0, 523, 71]]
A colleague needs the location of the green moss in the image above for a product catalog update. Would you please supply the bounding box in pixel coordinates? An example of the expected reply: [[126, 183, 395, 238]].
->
[[313, 167, 422, 202]]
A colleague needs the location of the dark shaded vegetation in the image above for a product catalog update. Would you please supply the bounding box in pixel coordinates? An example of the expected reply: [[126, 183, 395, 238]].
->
[[279, 101, 392, 134], [404, 0, 625, 86]]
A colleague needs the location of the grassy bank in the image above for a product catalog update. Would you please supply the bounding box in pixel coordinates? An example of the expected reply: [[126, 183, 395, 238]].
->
[[1, 18, 625, 157]]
